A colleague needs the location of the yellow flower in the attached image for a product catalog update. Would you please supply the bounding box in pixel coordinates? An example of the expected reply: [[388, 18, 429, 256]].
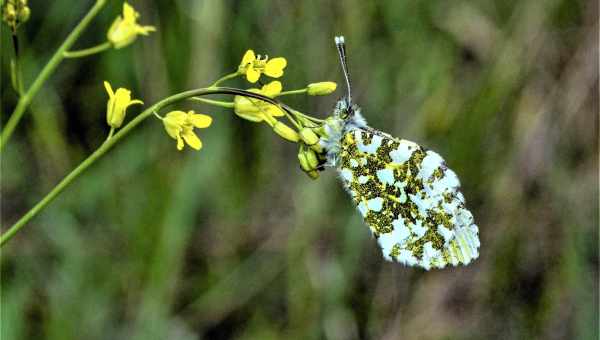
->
[[234, 81, 284, 122], [162, 110, 212, 151], [104, 81, 143, 128], [307, 82, 337, 96], [107, 2, 155, 49], [238, 50, 287, 83]]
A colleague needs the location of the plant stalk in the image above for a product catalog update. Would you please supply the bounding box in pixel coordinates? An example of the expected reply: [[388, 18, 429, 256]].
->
[[0, 0, 107, 151], [63, 41, 111, 58], [0, 86, 296, 246]]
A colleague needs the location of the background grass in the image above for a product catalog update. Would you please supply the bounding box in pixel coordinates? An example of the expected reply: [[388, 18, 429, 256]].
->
[[1, 0, 598, 339]]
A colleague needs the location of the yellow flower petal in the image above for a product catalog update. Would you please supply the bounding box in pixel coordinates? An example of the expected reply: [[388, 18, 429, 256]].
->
[[176, 135, 184, 150], [262, 81, 282, 97], [128, 99, 144, 107], [234, 97, 264, 122], [162, 120, 181, 139], [162, 110, 187, 139], [188, 112, 212, 128], [264, 57, 287, 78], [236, 112, 265, 122], [241, 50, 256, 66], [136, 25, 156, 35], [246, 67, 260, 83], [167, 110, 187, 121], [265, 104, 284, 117], [104, 81, 114, 97], [122, 2, 137, 21], [182, 129, 202, 150]]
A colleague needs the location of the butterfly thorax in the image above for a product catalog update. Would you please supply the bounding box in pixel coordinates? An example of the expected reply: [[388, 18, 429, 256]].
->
[[318, 99, 368, 167]]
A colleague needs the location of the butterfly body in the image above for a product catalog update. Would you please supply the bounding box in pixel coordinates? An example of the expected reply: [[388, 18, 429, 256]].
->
[[319, 100, 480, 269]]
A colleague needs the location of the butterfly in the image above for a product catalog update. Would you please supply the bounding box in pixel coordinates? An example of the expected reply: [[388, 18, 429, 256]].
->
[[316, 36, 480, 270]]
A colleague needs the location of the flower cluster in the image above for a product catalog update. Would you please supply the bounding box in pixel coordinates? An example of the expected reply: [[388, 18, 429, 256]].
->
[[101, 40, 336, 160], [234, 51, 336, 124], [2, 0, 30, 32]]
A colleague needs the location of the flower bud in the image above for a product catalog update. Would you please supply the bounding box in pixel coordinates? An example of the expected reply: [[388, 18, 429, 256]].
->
[[298, 146, 320, 173], [307, 82, 337, 96], [17, 6, 29, 23], [299, 128, 319, 146], [298, 150, 311, 172], [307, 170, 320, 179], [309, 143, 323, 153], [304, 148, 319, 169], [3, 4, 16, 23], [273, 121, 299, 142]]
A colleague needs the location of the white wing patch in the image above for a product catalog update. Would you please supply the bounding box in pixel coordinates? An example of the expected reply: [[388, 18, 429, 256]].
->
[[336, 128, 480, 270]]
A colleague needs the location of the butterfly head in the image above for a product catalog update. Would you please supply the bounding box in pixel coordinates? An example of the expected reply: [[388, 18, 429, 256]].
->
[[330, 36, 366, 125], [328, 36, 366, 127]]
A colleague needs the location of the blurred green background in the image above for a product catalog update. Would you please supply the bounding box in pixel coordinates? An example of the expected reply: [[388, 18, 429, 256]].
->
[[1, 1, 598, 339]]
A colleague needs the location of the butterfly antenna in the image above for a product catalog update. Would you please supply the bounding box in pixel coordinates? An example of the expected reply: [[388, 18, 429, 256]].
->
[[335, 36, 352, 107]]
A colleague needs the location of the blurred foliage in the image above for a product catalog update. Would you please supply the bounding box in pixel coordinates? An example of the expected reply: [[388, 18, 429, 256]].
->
[[1, 0, 598, 339]]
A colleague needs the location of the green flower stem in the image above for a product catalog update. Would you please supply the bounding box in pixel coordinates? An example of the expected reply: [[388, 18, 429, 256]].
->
[[209, 73, 239, 87], [276, 89, 307, 97], [0, 87, 228, 247], [0, 0, 107, 152], [106, 127, 115, 141], [292, 109, 325, 123], [63, 41, 111, 58], [282, 110, 302, 129], [190, 97, 234, 108], [11, 34, 24, 95]]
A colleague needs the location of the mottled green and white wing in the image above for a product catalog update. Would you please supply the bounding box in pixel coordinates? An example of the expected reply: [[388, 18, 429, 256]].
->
[[338, 128, 480, 269]]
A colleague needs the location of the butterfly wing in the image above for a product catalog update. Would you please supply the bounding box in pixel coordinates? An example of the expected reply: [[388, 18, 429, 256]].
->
[[337, 128, 480, 269]]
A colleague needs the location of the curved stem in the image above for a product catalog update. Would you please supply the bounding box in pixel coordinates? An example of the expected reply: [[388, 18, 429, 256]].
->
[[190, 97, 234, 108], [0, 86, 302, 246], [64, 41, 111, 58], [0, 0, 107, 152], [210, 72, 239, 87], [0, 87, 240, 247], [292, 109, 325, 123], [276, 89, 307, 97], [281, 109, 302, 129], [106, 127, 115, 141]]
